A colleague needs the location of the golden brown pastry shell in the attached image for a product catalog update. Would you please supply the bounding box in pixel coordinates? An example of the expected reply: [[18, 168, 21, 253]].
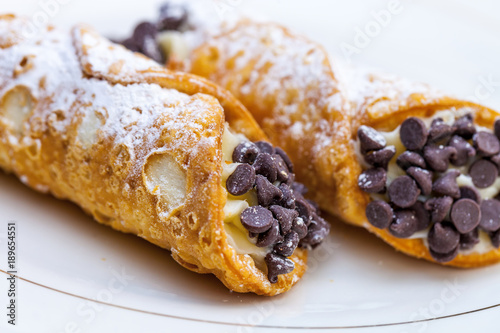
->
[[180, 19, 500, 267]]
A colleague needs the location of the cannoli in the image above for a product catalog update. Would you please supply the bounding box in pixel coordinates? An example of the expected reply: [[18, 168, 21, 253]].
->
[[158, 18, 500, 267], [0, 15, 329, 295], [345, 72, 500, 267]]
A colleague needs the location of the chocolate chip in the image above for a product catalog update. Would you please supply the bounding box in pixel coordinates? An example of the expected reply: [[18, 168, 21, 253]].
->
[[232, 142, 259, 164], [412, 201, 431, 231], [240, 206, 274, 233], [285, 172, 296, 186], [366, 200, 393, 229], [428, 118, 453, 142], [300, 214, 330, 249], [469, 159, 498, 188], [275, 147, 294, 172], [278, 183, 296, 209], [453, 114, 476, 139], [307, 199, 320, 211], [146, 41, 166, 62], [265, 253, 295, 284], [429, 246, 459, 263], [132, 22, 163, 63], [479, 199, 500, 232], [495, 119, 500, 141], [432, 169, 461, 198], [448, 135, 476, 166], [364, 146, 396, 169], [291, 182, 307, 196], [407, 167, 433, 196], [358, 125, 386, 152], [459, 186, 481, 204], [460, 228, 479, 250], [253, 153, 278, 182], [274, 231, 300, 257], [269, 205, 298, 234], [358, 168, 387, 193], [428, 222, 460, 254], [491, 154, 500, 169], [295, 197, 313, 224], [133, 21, 157, 41], [473, 132, 500, 157], [255, 175, 283, 207], [120, 37, 140, 52], [450, 199, 481, 233], [273, 154, 290, 182], [257, 220, 282, 247], [397, 151, 427, 170], [425, 196, 453, 223], [292, 217, 308, 238], [491, 229, 500, 248], [389, 210, 418, 238], [388, 176, 420, 208], [226, 164, 256, 196], [157, 3, 188, 31], [423, 145, 457, 172], [255, 141, 275, 155], [400, 117, 428, 151]]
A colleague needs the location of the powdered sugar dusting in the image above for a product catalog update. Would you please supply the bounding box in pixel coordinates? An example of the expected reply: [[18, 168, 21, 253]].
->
[[358, 173, 372, 187], [0, 15, 35, 48], [338, 65, 447, 117], [74, 26, 163, 79], [189, 20, 351, 159], [0, 16, 219, 180], [358, 125, 386, 146]]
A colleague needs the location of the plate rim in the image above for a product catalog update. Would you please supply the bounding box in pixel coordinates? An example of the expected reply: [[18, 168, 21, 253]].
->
[[4, 269, 500, 329]]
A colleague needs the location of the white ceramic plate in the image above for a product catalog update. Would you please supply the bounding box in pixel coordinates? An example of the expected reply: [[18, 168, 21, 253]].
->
[[1, 1, 500, 332]]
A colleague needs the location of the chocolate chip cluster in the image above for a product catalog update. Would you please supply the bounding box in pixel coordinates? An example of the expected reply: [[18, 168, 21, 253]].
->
[[226, 141, 330, 283], [118, 3, 188, 63], [358, 113, 500, 262]]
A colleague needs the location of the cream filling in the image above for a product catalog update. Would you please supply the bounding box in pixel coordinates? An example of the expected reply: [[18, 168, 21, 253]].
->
[[358, 109, 498, 254], [221, 124, 270, 271], [158, 34, 277, 269], [157, 31, 190, 62]]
